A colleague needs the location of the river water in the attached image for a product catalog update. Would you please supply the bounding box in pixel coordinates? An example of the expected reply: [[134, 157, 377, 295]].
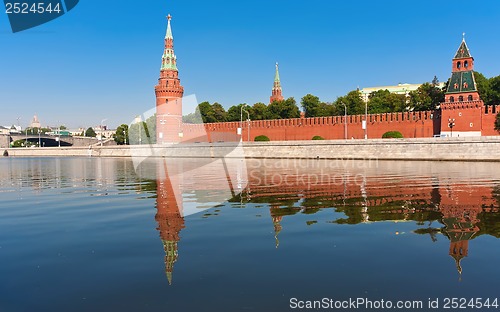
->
[[1, 157, 500, 311]]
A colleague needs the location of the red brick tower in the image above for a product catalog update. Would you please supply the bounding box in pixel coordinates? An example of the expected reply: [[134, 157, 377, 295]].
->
[[155, 15, 184, 144], [270, 62, 284, 104], [440, 35, 484, 137]]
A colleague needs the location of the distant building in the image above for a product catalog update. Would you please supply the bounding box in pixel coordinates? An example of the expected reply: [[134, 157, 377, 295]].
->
[[360, 82, 446, 102], [0, 126, 10, 135], [30, 115, 41, 128]]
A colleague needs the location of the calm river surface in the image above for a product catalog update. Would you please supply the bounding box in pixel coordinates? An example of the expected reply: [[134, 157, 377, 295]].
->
[[1, 157, 500, 312]]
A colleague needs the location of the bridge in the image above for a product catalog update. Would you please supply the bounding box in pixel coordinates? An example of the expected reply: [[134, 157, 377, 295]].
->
[[1, 134, 112, 148]]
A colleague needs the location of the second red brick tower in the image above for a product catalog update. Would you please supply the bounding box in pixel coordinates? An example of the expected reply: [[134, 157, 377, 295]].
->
[[440, 35, 483, 137], [270, 62, 284, 104]]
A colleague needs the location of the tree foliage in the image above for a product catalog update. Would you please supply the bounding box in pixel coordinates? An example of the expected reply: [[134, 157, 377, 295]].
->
[[254, 135, 270, 142], [114, 124, 129, 145], [333, 90, 365, 115], [249, 102, 267, 120], [267, 97, 301, 119], [85, 127, 97, 137], [382, 131, 404, 138], [195, 101, 228, 123], [474, 72, 500, 105], [368, 90, 407, 113], [128, 115, 156, 145], [408, 82, 444, 111]]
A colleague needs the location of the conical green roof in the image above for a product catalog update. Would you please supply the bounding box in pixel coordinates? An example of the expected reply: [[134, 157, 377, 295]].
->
[[454, 39, 471, 59]]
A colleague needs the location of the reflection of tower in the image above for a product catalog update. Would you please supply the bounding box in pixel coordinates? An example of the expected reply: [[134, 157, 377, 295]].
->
[[155, 160, 185, 285], [440, 185, 481, 280], [155, 14, 184, 144], [272, 213, 283, 248], [269, 63, 284, 104]]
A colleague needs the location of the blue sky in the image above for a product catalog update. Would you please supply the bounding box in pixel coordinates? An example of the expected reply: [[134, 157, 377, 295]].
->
[[1, 0, 500, 129]]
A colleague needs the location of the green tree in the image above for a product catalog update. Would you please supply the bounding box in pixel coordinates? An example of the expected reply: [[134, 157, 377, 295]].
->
[[197, 101, 215, 123], [333, 90, 365, 115], [85, 127, 97, 137], [489, 75, 500, 105], [474, 71, 490, 103], [211, 102, 227, 122], [249, 102, 268, 120], [301, 94, 321, 117], [183, 106, 204, 124], [368, 89, 407, 113], [145, 115, 156, 144], [408, 82, 444, 111], [128, 120, 155, 145], [226, 104, 247, 122], [59, 125, 67, 130], [197, 101, 227, 123], [267, 97, 300, 119], [431, 75, 439, 86], [114, 124, 129, 145]]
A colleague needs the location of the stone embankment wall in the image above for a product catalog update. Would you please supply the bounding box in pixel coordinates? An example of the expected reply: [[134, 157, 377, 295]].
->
[[4, 137, 500, 162]]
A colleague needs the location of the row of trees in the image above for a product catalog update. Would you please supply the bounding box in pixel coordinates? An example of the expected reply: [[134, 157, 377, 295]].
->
[[183, 72, 500, 123], [182, 99, 301, 124], [114, 115, 156, 145], [180, 81, 445, 124]]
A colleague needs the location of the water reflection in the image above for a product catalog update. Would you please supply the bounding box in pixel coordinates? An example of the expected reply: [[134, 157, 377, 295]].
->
[[150, 159, 500, 284]]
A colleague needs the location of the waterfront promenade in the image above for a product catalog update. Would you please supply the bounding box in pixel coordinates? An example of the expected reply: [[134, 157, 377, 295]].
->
[[3, 136, 500, 162]]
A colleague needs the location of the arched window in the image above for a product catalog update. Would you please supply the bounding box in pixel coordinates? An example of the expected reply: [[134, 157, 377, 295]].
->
[[464, 60, 469, 68], [457, 61, 462, 69], [459, 96, 464, 102], [450, 96, 455, 103], [468, 95, 473, 101]]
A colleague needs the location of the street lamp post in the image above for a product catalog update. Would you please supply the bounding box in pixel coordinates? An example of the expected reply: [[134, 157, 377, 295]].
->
[[38, 128, 41, 148], [448, 118, 455, 137], [364, 100, 368, 139], [100, 118, 108, 146], [240, 104, 248, 141], [342, 103, 347, 140]]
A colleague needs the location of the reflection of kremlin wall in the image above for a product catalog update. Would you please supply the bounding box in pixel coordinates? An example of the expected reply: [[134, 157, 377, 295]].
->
[[155, 17, 499, 144], [153, 158, 500, 281]]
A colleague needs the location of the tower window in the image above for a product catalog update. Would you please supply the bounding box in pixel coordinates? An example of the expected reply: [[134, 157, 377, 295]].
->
[[457, 61, 462, 69], [459, 96, 464, 102], [450, 96, 455, 103], [464, 60, 469, 68], [468, 95, 473, 101]]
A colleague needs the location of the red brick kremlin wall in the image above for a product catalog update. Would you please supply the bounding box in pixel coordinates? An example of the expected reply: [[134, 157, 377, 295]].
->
[[179, 105, 499, 143], [180, 110, 440, 142]]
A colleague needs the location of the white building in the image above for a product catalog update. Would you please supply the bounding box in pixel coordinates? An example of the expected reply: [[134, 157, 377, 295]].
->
[[360, 82, 446, 102]]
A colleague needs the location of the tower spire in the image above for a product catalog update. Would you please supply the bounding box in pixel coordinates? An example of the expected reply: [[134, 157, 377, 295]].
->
[[270, 62, 284, 104], [274, 62, 280, 83], [166, 14, 173, 40]]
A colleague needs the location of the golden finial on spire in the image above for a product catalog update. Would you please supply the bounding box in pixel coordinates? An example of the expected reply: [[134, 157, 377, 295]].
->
[[167, 14, 172, 21]]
